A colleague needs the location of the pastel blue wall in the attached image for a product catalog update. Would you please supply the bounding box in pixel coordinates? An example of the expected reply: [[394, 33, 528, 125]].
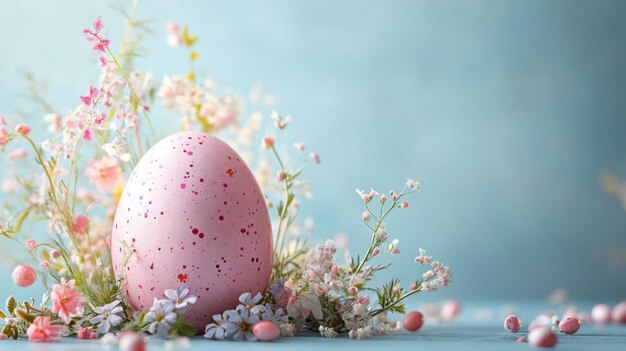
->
[[1, 0, 626, 301]]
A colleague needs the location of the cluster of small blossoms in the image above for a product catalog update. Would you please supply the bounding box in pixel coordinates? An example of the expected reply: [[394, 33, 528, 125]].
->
[[159, 76, 241, 132], [204, 292, 288, 341]]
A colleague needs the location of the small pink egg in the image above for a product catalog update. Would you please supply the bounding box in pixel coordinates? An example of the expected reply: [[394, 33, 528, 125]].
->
[[0, 333, 7, 340], [440, 300, 462, 321], [516, 336, 527, 343], [404, 311, 425, 332], [558, 317, 581, 335], [118, 332, 146, 351], [503, 315, 522, 333], [12, 265, 36, 287], [562, 307, 578, 320], [252, 321, 280, 342], [528, 327, 558, 348], [591, 304, 612, 324], [612, 301, 626, 324]]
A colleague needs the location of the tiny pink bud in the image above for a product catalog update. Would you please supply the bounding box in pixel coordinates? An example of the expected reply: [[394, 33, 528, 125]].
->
[[310, 152, 320, 164], [293, 143, 305, 151], [39, 260, 49, 269], [72, 215, 90, 235], [361, 211, 370, 222], [277, 171, 287, 181], [15, 124, 31, 136], [347, 286, 358, 296], [372, 247, 380, 256], [262, 136, 275, 149], [400, 201, 409, 208], [51, 250, 61, 259], [380, 194, 386, 204], [390, 191, 398, 201], [26, 239, 37, 251], [12, 265, 37, 287]]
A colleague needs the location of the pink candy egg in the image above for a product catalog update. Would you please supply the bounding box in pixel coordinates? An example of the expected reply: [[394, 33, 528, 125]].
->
[[440, 300, 462, 321], [404, 311, 425, 332], [528, 327, 557, 348], [612, 301, 626, 324], [591, 304, 612, 324], [252, 321, 280, 341], [112, 132, 273, 331], [119, 332, 146, 351], [12, 265, 36, 287], [558, 317, 580, 335], [503, 315, 522, 333]]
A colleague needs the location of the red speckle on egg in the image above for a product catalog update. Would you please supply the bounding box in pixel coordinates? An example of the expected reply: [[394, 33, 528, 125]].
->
[[187, 151, 193, 156], [192, 228, 199, 235], [178, 273, 188, 283], [199, 233, 205, 239], [180, 183, 186, 189], [226, 168, 235, 177], [219, 215, 224, 221]]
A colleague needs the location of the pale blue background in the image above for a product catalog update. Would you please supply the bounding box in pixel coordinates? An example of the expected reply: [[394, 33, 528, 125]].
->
[[1, 0, 626, 304]]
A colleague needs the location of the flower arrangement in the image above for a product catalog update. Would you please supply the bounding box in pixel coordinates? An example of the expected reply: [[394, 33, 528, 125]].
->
[[0, 7, 451, 345]]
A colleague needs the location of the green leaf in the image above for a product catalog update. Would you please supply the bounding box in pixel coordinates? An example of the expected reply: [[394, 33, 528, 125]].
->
[[178, 322, 197, 337], [15, 309, 35, 323]]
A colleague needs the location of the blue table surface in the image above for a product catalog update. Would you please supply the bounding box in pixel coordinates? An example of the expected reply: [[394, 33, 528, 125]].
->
[[2, 301, 625, 350]]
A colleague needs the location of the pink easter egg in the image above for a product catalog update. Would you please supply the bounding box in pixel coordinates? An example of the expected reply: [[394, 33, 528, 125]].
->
[[440, 300, 462, 321], [528, 327, 557, 348], [118, 332, 146, 351], [112, 132, 273, 331], [503, 315, 522, 333], [558, 317, 580, 335], [252, 321, 280, 341], [612, 302, 626, 324], [404, 311, 425, 332], [12, 265, 36, 287], [591, 304, 612, 324]]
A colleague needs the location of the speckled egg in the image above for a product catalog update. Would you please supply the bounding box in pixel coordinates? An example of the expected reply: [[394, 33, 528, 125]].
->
[[111, 132, 273, 330]]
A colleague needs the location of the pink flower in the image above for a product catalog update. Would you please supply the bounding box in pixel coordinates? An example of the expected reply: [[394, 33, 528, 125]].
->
[[371, 247, 380, 256], [83, 17, 110, 54], [380, 194, 387, 204], [72, 215, 90, 235], [310, 152, 321, 164], [277, 171, 287, 181], [27, 316, 63, 342], [293, 142, 305, 151], [77, 327, 97, 339], [26, 239, 37, 251], [361, 211, 370, 222], [51, 278, 85, 324], [356, 188, 379, 203], [51, 250, 61, 259], [39, 260, 49, 269], [400, 201, 409, 208], [12, 265, 36, 287], [262, 136, 275, 149], [85, 156, 121, 191], [15, 124, 31, 136], [80, 86, 99, 106]]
